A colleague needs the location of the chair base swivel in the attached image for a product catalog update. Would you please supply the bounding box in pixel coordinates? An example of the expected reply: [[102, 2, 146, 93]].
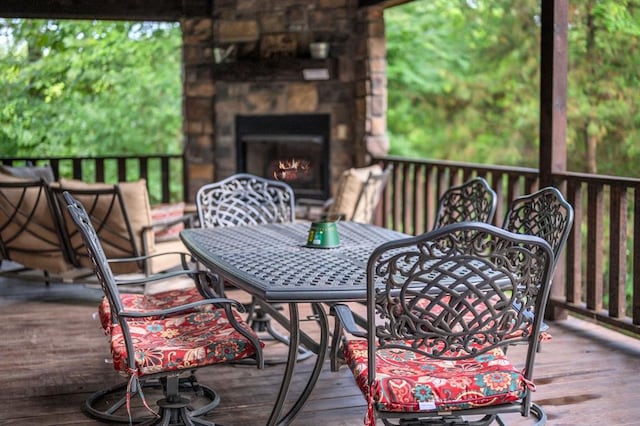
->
[[83, 375, 220, 424]]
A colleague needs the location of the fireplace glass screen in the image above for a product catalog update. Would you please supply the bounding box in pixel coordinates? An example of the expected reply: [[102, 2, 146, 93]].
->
[[236, 114, 330, 200]]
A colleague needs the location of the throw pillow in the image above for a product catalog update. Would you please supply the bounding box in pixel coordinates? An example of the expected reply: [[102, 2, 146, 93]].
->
[[151, 203, 185, 242]]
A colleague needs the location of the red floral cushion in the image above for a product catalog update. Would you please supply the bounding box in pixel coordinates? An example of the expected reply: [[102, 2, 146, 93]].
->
[[98, 287, 210, 332], [343, 339, 526, 416], [110, 310, 262, 376]]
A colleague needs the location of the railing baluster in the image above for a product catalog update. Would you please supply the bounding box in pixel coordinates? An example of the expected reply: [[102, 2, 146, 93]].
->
[[608, 185, 627, 318], [586, 183, 604, 312], [160, 156, 170, 204], [565, 180, 582, 305], [634, 187, 640, 326]]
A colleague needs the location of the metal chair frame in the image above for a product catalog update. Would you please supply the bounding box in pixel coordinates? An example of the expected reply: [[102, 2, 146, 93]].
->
[[433, 176, 497, 229], [195, 173, 311, 362], [502, 186, 574, 269], [332, 222, 554, 426], [196, 173, 295, 228], [63, 191, 263, 425]]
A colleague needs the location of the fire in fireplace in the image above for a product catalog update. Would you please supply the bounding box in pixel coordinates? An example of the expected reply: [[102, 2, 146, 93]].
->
[[236, 114, 330, 200]]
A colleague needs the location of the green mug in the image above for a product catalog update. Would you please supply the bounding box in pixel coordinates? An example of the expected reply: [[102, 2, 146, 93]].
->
[[306, 219, 341, 248]]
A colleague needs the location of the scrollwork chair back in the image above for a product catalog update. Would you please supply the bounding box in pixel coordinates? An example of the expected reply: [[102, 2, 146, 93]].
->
[[433, 177, 497, 229], [196, 173, 295, 228]]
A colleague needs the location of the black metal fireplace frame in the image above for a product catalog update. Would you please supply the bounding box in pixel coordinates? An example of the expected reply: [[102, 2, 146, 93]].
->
[[235, 114, 331, 200]]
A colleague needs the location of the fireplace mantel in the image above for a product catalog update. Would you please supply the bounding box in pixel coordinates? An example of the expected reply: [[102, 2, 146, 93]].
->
[[213, 58, 337, 82]]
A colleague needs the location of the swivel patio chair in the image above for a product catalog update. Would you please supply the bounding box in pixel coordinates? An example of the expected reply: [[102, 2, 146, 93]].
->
[[63, 192, 263, 425], [433, 176, 497, 229], [196, 173, 310, 361], [331, 222, 555, 426]]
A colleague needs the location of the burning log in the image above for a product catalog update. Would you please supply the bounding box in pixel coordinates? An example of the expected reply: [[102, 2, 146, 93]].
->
[[273, 158, 311, 181]]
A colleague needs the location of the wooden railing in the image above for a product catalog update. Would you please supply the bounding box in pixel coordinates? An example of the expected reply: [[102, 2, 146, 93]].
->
[[1, 154, 187, 205], [376, 156, 640, 337], [4, 153, 639, 337]]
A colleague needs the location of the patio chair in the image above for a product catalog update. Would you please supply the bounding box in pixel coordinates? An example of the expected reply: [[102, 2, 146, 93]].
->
[[297, 163, 393, 224], [502, 186, 574, 348], [196, 173, 295, 228], [331, 222, 555, 426], [433, 176, 497, 229], [502, 186, 574, 269], [196, 173, 309, 361], [49, 179, 194, 276], [0, 175, 76, 281], [63, 191, 263, 425]]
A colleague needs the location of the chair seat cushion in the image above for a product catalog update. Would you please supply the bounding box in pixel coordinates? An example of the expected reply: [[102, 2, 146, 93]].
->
[[98, 286, 209, 331], [110, 309, 261, 376], [343, 339, 525, 414]]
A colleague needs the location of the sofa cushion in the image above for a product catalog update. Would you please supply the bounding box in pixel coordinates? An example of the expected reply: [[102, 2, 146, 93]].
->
[[58, 179, 153, 273], [0, 173, 72, 274], [150, 202, 185, 242], [330, 164, 384, 223]]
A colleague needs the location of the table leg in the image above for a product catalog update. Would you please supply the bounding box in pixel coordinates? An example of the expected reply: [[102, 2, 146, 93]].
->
[[267, 303, 330, 426], [267, 303, 299, 426], [279, 303, 328, 425]]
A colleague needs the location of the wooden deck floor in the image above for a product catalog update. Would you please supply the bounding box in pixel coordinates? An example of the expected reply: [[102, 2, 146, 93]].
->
[[2, 278, 640, 425]]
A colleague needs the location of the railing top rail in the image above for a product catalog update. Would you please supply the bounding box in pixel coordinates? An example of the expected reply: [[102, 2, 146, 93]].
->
[[1, 154, 182, 162], [557, 170, 640, 186], [374, 155, 539, 176]]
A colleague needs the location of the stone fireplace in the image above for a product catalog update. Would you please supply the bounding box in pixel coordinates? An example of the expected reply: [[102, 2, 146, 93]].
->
[[181, 1, 389, 201]]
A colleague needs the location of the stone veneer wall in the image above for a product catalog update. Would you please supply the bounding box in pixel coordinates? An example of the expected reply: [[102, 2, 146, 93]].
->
[[181, 1, 388, 201]]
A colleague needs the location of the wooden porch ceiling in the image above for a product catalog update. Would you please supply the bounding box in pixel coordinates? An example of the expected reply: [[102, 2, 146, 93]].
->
[[0, 0, 412, 21]]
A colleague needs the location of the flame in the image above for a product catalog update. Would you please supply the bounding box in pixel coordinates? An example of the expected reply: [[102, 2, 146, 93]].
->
[[273, 158, 311, 181]]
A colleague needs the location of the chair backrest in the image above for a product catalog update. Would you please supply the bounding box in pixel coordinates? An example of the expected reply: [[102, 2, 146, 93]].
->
[[0, 176, 73, 274], [196, 173, 295, 228], [49, 183, 144, 274], [62, 192, 127, 335], [433, 177, 497, 229], [329, 164, 392, 224], [502, 186, 574, 267], [365, 221, 554, 382]]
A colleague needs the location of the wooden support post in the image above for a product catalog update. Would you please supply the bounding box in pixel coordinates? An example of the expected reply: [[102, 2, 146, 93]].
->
[[540, 0, 569, 320]]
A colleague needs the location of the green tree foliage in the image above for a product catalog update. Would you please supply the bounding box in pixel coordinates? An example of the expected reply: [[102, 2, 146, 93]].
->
[[385, 0, 639, 176], [0, 19, 182, 157], [566, 0, 640, 176]]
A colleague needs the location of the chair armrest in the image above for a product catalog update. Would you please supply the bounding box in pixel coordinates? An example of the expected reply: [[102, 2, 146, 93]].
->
[[142, 212, 197, 233], [108, 250, 193, 270], [119, 296, 246, 319], [114, 268, 199, 285], [331, 303, 367, 338]]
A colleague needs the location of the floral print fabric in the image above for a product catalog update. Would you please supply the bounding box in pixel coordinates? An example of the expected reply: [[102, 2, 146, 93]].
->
[[344, 339, 526, 421], [98, 287, 209, 331], [110, 309, 261, 376]]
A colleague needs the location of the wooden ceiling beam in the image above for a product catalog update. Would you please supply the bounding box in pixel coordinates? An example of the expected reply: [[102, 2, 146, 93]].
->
[[0, 0, 211, 21]]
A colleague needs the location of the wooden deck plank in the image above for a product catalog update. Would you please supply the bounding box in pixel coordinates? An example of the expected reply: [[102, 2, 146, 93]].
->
[[1, 280, 640, 425]]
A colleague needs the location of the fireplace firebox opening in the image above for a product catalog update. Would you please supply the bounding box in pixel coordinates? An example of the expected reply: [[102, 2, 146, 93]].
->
[[236, 114, 330, 200]]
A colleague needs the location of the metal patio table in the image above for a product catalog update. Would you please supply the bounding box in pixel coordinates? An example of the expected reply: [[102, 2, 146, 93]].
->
[[180, 221, 408, 426]]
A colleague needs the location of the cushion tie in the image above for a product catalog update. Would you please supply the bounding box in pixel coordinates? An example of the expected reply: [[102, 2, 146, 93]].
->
[[520, 369, 536, 391], [126, 368, 159, 425], [364, 381, 379, 426]]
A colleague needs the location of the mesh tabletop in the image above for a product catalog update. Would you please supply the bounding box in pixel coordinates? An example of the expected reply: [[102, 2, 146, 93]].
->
[[180, 222, 408, 302]]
